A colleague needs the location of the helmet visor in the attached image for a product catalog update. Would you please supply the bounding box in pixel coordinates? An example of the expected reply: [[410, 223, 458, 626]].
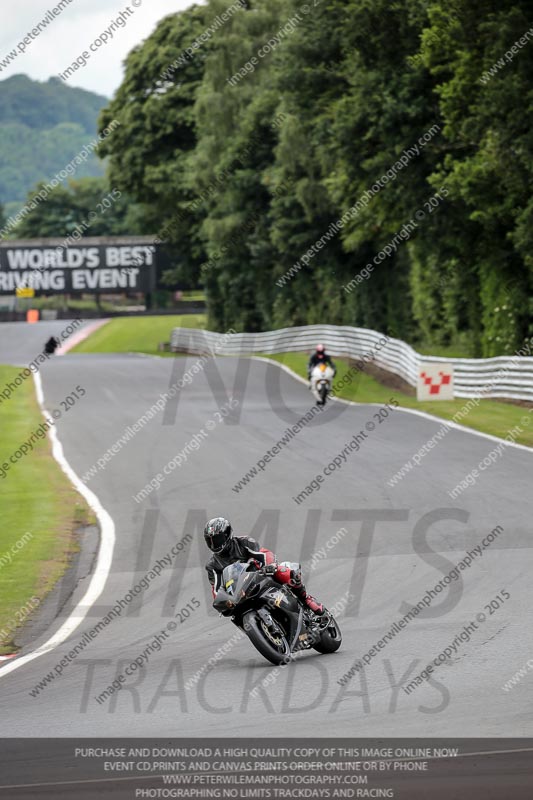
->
[[207, 531, 229, 553]]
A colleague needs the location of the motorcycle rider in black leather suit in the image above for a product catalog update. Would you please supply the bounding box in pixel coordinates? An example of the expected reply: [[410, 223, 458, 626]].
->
[[204, 517, 324, 615]]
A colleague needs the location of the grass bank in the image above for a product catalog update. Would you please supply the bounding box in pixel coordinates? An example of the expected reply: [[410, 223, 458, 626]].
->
[[0, 366, 92, 654], [71, 314, 207, 356]]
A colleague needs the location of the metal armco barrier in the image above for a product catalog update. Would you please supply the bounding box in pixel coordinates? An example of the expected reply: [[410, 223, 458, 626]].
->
[[170, 324, 533, 401]]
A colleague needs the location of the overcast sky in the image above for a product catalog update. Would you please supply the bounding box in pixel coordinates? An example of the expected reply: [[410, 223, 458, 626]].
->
[[0, 0, 194, 98]]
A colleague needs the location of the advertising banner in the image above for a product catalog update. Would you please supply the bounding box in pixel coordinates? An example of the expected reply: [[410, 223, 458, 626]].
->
[[0, 238, 173, 295]]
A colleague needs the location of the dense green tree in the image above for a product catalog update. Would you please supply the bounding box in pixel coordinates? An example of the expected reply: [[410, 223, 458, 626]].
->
[[266, 0, 354, 330], [96, 0, 532, 354], [419, 0, 533, 355], [11, 177, 143, 239], [192, 0, 290, 330], [98, 4, 212, 286]]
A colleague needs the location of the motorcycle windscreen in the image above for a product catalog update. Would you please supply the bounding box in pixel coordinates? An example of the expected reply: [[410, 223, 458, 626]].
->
[[221, 562, 249, 595], [214, 562, 255, 612], [215, 562, 250, 601]]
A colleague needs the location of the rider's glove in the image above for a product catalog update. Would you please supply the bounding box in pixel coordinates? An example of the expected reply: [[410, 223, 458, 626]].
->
[[261, 563, 277, 576]]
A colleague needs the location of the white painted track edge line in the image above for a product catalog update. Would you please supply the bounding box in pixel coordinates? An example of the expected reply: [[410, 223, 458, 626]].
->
[[0, 372, 116, 678]]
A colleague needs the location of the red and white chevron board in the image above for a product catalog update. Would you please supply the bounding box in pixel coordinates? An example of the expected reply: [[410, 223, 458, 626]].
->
[[417, 363, 454, 401]]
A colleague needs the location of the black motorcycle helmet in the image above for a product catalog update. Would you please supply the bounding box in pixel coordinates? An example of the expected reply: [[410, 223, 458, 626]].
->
[[204, 517, 232, 553]]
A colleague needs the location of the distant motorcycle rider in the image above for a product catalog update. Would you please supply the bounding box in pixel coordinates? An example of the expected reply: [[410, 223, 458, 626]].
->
[[204, 517, 324, 616], [307, 343, 336, 381], [44, 336, 60, 355]]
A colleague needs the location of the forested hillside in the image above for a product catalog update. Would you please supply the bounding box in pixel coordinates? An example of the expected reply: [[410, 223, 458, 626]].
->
[[0, 75, 107, 207], [98, 0, 533, 356]]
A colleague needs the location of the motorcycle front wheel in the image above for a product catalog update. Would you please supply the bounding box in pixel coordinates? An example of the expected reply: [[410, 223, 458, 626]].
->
[[243, 610, 292, 666], [312, 614, 342, 654]]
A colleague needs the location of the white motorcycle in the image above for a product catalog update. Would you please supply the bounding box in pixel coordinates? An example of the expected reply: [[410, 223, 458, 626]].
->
[[310, 363, 334, 406]]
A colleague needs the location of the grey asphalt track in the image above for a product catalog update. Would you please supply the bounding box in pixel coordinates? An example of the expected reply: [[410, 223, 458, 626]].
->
[[1, 323, 533, 742], [0, 319, 90, 365]]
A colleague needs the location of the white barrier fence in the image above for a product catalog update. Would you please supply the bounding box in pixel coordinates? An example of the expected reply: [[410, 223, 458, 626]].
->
[[170, 324, 533, 401]]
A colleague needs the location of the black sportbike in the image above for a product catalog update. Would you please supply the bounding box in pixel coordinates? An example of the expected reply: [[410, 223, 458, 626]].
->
[[44, 336, 59, 355], [213, 561, 342, 665]]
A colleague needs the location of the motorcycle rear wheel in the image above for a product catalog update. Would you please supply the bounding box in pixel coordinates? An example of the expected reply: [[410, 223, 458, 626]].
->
[[243, 610, 292, 666]]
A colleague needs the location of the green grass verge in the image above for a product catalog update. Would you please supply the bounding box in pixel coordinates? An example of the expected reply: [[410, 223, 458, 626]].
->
[[181, 290, 206, 302], [0, 366, 93, 654], [261, 352, 533, 447], [71, 314, 208, 356]]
